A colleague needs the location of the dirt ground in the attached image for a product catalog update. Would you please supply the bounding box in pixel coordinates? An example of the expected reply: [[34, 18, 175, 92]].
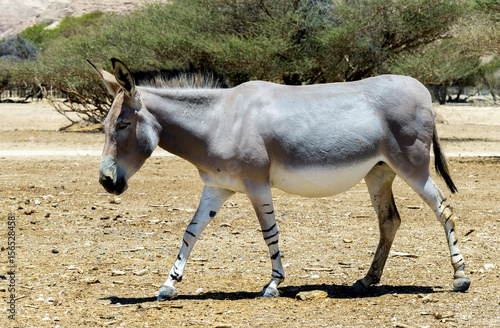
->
[[0, 101, 499, 327]]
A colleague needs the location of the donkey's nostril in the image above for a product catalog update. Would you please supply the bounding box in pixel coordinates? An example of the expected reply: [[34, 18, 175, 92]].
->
[[99, 175, 115, 192], [99, 175, 127, 195], [115, 177, 126, 193]]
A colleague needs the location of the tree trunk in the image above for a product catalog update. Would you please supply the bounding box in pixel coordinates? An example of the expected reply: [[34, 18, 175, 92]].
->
[[482, 75, 498, 103], [430, 85, 448, 105]]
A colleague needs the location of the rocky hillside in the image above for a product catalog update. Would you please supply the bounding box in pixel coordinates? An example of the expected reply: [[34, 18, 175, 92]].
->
[[0, 0, 158, 39]]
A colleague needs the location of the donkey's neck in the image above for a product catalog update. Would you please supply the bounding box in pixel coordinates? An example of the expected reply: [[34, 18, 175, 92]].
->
[[140, 87, 225, 164]]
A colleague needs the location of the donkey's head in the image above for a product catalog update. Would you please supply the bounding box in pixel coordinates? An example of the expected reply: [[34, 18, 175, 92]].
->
[[89, 58, 160, 194]]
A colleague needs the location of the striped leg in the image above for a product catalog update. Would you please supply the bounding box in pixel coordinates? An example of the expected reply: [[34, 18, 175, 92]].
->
[[351, 163, 401, 293], [406, 176, 471, 292], [157, 186, 234, 301], [245, 182, 284, 297]]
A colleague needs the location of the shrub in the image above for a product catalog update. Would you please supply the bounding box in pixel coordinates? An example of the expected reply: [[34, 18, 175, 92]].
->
[[0, 35, 38, 61]]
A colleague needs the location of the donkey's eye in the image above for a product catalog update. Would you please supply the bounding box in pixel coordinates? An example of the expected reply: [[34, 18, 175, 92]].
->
[[115, 122, 131, 131]]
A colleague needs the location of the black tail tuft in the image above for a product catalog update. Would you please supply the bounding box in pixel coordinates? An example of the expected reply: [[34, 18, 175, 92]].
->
[[433, 126, 458, 193]]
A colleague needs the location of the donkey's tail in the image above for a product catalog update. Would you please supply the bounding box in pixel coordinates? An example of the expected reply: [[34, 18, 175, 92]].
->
[[433, 125, 458, 193]]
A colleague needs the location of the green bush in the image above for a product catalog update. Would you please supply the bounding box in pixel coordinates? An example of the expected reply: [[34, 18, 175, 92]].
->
[[26, 0, 469, 85], [0, 35, 38, 61]]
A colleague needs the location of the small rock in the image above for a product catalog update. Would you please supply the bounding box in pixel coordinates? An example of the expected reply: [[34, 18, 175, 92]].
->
[[433, 312, 454, 320], [111, 197, 121, 204], [483, 263, 495, 270], [419, 294, 438, 304], [134, 269, 148, 276], [34, 199, 41, 206], [394, 324, 412, 328], [112, 270, 126, 276], [391, 251, 418, 258], [194, 288, 204, 295], [85, 278, 101, 284], [52, 249, 59, 254], [68, 265, 83, 274], [47, 297, 54, 303], [54, 317, 60, 321], [296, 290, 328, 301]]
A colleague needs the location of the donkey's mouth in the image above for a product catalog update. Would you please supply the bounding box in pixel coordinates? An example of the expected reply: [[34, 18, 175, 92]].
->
[[99, 175, 128, 195]]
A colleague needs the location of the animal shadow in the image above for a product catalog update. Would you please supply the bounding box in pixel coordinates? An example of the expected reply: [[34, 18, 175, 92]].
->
[[100, 283, 442, 305]]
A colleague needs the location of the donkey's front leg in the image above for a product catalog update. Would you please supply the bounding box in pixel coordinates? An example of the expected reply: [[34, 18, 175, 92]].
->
[[245, 182, 284, 297], [158, 186, 234, 301]]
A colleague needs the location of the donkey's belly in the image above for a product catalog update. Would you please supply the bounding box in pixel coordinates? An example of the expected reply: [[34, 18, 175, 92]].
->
[[270, 158, 380, 197]]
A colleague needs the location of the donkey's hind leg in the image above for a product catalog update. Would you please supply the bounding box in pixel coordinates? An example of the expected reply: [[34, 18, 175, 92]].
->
[[405, 176, 471, 292], [350, 162, 401, 294]]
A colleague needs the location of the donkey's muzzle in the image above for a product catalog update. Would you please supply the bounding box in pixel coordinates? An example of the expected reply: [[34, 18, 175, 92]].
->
[[99, 175, 127, 195]]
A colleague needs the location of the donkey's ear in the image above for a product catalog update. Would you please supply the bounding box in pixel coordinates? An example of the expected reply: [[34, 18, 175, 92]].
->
[[87, 60, 121, 96], [111, 58, 135, 98]]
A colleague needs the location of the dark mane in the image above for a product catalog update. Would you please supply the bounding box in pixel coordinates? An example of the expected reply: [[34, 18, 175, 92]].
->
[[132, 65, 229, 89]]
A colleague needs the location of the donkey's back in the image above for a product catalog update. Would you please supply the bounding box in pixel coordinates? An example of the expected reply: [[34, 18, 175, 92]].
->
[[215, 75, 435, 197]]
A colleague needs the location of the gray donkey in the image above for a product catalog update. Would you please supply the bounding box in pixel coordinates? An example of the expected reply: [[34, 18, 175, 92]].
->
[[89, 58, 470, 301]]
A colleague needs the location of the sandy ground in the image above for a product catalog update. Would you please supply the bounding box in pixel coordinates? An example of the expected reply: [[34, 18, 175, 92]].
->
[[0, 101, 499, 327], [0, 102, 171, 158]]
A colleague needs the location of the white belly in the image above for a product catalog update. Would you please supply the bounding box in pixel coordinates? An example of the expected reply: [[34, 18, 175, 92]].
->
[[270, 158, 380, 197]]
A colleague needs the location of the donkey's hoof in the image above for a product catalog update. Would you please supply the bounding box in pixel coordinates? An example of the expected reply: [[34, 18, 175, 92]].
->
[[348, 280, 369, 295], [260, 285, 280, 298], [157, 285, 178, 301], [453, 276, 471, 292]]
